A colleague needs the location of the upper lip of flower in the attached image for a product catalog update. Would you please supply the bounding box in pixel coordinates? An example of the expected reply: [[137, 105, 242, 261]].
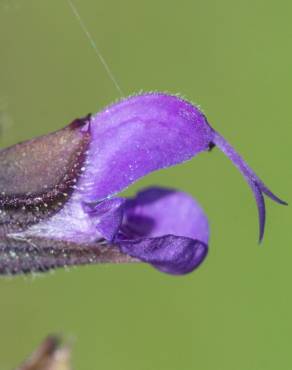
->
[[0, 92, 287, 276]]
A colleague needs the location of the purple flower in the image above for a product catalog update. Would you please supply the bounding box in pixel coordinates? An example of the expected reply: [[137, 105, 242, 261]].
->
[[0, 93, 286, 275]]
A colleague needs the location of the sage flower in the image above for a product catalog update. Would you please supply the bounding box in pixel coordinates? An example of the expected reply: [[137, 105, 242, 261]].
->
[[0, 93, 286, 275]]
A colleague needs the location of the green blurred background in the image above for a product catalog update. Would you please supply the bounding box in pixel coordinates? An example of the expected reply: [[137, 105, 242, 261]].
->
[[0, 1, 291, 369]]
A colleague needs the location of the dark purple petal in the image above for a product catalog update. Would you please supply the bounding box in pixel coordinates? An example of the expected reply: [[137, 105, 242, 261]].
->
[[115, 187, 209, 274], [118, 236, 207, 275]]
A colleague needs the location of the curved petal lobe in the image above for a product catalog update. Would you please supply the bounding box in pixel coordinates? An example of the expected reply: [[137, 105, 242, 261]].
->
[[115, 187, 209, 274], [118, 236, 207, 275]]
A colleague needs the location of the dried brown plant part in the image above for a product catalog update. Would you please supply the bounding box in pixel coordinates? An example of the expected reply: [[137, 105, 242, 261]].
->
[[17, 336, 71, 370]]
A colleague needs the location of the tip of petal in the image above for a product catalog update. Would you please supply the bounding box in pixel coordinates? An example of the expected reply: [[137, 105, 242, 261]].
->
[[250, 182, 266, 244], [259, 185, 288, 206]]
